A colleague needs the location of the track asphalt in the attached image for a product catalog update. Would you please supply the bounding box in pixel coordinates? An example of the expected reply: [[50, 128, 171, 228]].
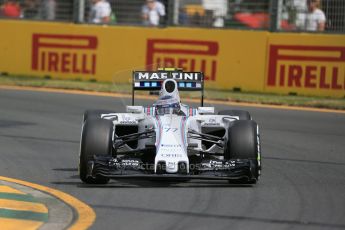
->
[[0, 87, 344, 230]]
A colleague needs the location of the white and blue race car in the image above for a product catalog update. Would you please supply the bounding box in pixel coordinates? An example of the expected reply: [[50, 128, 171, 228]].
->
[[79, 69, 261, 184]]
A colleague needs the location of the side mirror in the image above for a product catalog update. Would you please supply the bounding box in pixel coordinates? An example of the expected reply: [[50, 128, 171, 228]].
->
[[197, 107, 215, 115], [126, 106, 144, 113]]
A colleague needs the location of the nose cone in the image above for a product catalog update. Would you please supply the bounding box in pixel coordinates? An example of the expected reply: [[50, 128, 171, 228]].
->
[[154, 116, 189, 174], [166, 161, 178, 173]]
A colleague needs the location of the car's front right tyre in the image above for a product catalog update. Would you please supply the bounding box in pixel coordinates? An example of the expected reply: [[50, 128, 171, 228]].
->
[[79, 118, 114, 184]]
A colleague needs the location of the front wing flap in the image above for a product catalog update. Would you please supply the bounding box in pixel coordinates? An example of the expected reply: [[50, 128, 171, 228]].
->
[[87, 155, 257, 182]]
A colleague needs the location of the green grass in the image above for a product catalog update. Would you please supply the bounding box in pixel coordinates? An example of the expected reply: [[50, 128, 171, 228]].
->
[[1, 75, 345, 110]]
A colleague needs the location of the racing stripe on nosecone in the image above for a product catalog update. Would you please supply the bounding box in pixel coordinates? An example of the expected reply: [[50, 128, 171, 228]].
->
[[155, 116, 162, 152], [180, 117, 187, 149]]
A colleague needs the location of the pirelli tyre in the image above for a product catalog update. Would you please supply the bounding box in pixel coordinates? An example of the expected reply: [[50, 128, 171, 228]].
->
[[226, 120, 261, 184], [79, 118, 114, 184], [218, 110, 251, 120], [83, 110, 116, 122]]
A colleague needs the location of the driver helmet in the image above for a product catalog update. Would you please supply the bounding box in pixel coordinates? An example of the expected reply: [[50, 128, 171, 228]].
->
[[154, 79, 182, 115], [153, 95, 181, 115]]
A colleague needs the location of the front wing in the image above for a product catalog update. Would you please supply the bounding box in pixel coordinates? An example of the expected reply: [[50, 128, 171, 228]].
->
[[87, 156, 257, 182]]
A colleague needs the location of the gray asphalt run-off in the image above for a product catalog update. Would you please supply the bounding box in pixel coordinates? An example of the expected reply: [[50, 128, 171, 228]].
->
[[0, 88, 345, 230]]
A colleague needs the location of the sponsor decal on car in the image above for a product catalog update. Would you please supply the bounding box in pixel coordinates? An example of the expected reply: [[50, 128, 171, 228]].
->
[[136, 72, 201, 81], [160, 153, 183, 158], [161, 144, 182, 148], [121, 159, 140, 167], [200, 160, 235, 169], [134, 71, 202, 81], [119, 115, 137, 124], [119, 121, 137, 124], [203, 118, 220, 126]]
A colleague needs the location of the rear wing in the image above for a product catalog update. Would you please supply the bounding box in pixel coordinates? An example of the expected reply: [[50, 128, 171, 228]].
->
[[132, 69, 204, 106]]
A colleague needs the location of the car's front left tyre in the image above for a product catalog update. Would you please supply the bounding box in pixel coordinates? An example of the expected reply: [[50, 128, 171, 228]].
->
[[225, 120, 261, 184]]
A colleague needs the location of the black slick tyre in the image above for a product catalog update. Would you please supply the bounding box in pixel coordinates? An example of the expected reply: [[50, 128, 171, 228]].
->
[[225, 120, 260, 183], [79, 118, 113, 184]]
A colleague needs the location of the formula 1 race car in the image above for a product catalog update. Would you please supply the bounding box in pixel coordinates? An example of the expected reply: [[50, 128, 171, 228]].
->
[[79, 68, 261, 184]]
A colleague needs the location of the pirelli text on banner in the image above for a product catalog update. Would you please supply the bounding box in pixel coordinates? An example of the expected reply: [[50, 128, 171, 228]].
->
[[31, 34, 98, 75], [146, 39, 218, 81], [267, 45, 345, 91]]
